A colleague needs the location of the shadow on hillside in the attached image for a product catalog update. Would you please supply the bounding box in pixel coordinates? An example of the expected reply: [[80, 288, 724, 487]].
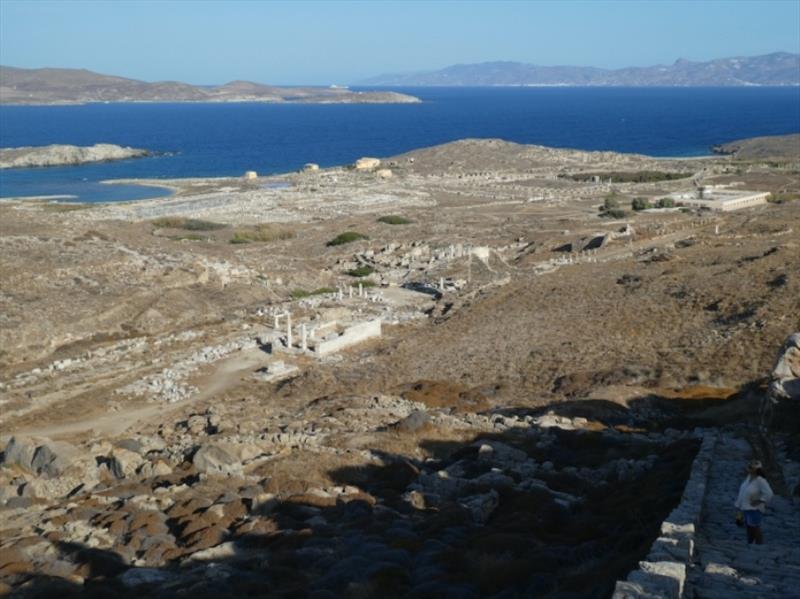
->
[[487, 381, 768, 432], [10, 422, 702, 599]]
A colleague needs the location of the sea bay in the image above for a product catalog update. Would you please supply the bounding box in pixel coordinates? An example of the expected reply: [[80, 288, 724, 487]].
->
[[1, 86, 798, 202]]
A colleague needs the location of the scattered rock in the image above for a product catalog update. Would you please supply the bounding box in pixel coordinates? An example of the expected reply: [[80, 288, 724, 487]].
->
[[458, 490, 499, 524], [192, 444, 243, 477], [1, 436, 80, 478], [393, 410, 431, 433], [109, 448, 144, 479]]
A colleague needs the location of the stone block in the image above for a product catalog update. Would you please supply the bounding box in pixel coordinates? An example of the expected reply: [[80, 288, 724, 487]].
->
[[612, 580, 665, 599], [638, 560, 685, 598]]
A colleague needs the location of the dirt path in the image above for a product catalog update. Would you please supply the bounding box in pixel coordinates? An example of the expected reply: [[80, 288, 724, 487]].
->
[[1, 348, 272, 442]]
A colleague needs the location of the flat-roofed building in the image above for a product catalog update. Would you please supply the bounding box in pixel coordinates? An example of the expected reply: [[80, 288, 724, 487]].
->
[[668, 187, 769, 212]]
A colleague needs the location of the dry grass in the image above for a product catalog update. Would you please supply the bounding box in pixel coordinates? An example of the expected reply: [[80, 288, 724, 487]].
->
[[229, 224, 295, 244], [151, 216, 227, 231], [41, 203, 90, 212]]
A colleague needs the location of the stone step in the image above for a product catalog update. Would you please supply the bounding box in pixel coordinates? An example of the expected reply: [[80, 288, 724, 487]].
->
[[685, 432, 800, 599]]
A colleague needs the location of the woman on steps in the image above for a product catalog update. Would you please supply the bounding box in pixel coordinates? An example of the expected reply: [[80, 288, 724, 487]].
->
[[734, 459, 774, 544]]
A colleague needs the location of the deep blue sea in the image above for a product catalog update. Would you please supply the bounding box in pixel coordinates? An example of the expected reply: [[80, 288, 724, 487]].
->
[[1, 87, 798, 202]]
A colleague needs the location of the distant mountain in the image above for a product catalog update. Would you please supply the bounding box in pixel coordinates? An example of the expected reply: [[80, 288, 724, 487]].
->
[[0, 66, 421, 105], [358, 52, 800, 87]]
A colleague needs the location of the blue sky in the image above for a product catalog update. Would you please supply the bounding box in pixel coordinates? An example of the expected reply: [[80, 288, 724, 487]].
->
[[1, 0, 798, 85]]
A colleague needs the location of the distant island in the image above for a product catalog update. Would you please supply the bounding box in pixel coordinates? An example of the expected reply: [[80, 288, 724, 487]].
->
[[0, 144, 151, 168], [0, 66, 421, 105], [358, 52, 800, 87]]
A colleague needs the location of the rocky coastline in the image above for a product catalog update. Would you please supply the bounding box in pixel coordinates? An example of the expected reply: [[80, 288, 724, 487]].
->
[[0, 144, 151, 169]]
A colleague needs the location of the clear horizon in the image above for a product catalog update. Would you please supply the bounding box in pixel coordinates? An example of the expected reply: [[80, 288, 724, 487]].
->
[[1, 0, 799, 85]]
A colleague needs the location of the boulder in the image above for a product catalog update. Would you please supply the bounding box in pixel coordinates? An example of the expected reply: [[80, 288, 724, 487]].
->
[[459, 490, 499, 524], [138, 459, 173, 478], [476, 440, 528, 466], [192, 444, 243, 477], [770, 332, 800, 400], [109, 448, 144, 479], [2, 436, 80, 478], [354, 157, 381, 170], [2, 437, 38, 472], [393, 410, 431, 433]]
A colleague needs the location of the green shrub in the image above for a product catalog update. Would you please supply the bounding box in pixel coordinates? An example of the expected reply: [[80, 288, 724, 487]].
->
[[631, 197, 651, 211], [768, 193, 800, 204], [151, 216, 226, 231], [346, 265, 375, 277], [657, 197, 675, 208], [41, 203, 90, 213], [602, 194, 620, 211], [150, 216, 185, 228], [290, 287, 337, 299], [181, 219, 227, 231], [327, 231, 369, 246], [377, 215, 413, 225], [229, 224, 295, 244], [600, 208, 627, 218], [560, 171, 688, 183]]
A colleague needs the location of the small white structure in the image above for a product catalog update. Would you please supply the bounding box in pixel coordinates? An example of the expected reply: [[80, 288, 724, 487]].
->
[[303, 163, 320, 172], [668, 187, 769, 212], [354, 157, 381, 170], [243, 171, 258, 180]]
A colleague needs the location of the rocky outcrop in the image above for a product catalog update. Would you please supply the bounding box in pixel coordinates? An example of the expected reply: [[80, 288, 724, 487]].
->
[[0, 144, 150, 169], [191, 443, 243, 477], [1, 436, 80, 477], [769, 332, 800, 401]]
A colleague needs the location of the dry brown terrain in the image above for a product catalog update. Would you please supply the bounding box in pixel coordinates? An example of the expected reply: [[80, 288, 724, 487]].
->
[[1, 139, 798, 597]]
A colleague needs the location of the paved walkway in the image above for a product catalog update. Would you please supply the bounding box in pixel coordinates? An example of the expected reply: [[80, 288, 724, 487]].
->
[[687, 434, 800, 598]]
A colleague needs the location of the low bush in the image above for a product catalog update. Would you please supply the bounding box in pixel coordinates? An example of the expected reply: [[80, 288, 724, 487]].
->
[[600, 208, 627, 219], [290, 287, 337, 299], [327, 231, 369, 246], [631, 197, 651, 211], [377, 215, 413, 225], [41, 203, 90, 212], [151, 217, 226, 231], [346, 265, 375, 277], [768, 193, 800, 204], [229, 224, 295, 244], [656, 197, 675, 208], [560, 171, 688, 183], [181, 219, 227, 231]]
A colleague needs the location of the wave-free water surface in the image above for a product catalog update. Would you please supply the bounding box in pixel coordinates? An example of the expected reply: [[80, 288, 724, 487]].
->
[[1, 87, 798, 202]]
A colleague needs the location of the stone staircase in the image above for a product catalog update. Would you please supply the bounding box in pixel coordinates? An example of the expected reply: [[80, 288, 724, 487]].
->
[[686, 434, 800, 598]]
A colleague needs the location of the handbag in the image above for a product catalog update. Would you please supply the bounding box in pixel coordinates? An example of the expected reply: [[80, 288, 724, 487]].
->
[[735, 510, 744, 527]]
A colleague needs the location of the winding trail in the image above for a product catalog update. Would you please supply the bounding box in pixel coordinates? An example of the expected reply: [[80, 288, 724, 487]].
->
[[686, 434, 800, 598]]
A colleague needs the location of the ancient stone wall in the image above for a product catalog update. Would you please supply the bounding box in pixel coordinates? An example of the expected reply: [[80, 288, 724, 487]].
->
[[613, 431, 718, 599]]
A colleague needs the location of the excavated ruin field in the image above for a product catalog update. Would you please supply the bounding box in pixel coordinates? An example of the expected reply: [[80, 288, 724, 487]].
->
[[1, 139, 799, 597]]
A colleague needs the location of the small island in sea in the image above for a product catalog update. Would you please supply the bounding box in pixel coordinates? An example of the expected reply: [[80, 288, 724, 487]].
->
[[0, 65, 421, 105], [0, 144, 152, 169]]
